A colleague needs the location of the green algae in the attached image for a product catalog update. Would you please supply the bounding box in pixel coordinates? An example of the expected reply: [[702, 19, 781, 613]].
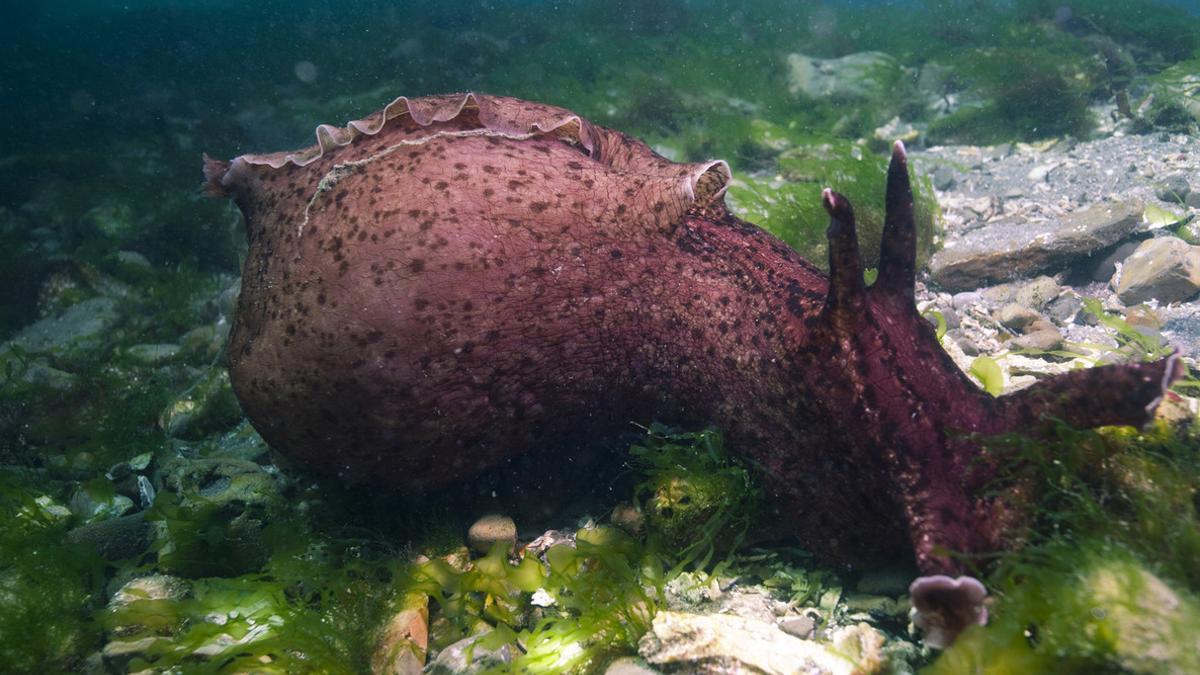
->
[[927, 413, 1200, 673], [927, 30, 1099, 145], [630, 425, 763, 573], [0, 474, 107, 671], [727, 140, 941, 271]]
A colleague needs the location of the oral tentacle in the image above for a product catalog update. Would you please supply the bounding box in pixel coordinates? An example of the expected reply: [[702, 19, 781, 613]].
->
[[875, 140, 917, 303], [821, 188, 868, 330]]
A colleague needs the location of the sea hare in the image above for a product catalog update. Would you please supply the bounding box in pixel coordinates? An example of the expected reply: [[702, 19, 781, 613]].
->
[[205, 93, 1181, 646]]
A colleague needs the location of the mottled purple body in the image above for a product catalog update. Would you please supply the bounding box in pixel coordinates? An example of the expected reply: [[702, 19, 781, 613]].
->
[[206, 93, 1179, 580]]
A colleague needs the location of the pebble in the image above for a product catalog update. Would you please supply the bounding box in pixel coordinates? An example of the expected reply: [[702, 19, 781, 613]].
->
[[1014, 276, 1061, 310], [779, 615, 817, 639], [1045, 292, 1083, 324], [1156, 173, 1192, 203], [125, 343, 181, 365]]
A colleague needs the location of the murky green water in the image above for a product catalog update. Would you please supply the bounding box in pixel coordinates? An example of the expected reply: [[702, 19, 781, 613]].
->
[[1, 2, 1199, 673]]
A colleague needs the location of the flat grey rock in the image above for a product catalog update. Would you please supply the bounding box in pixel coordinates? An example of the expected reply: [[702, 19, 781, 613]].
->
[[7, 297, 121, 361], [930, 201, 1142, 291]]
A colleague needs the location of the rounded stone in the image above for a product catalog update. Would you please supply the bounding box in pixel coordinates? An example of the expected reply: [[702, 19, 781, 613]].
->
[[1113, 237, 1200, 305], [467, 514, 517, 555]]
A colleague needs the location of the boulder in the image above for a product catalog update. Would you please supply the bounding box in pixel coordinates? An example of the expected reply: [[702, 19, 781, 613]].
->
[[638, 611, 886, 675], [6, 297, 121, 367], [786, 52, 902, 101]]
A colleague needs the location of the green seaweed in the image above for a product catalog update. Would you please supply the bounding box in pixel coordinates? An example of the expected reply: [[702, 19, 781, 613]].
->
[[726, 140, 940, 270], [1016, 0, 1200, 64], [928, 32, 1099, 144], [928, 413, 1200, 673], [0, 472, 108, 671], [629, 424, 763, 574]]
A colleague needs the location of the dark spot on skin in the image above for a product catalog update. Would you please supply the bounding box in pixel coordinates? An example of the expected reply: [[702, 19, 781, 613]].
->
[[414, 298, 430, 310], [610, 249, 623, 259]]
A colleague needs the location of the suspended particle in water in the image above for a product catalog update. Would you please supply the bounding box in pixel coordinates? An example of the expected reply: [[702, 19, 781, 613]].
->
[[294, 60, 319, 84]]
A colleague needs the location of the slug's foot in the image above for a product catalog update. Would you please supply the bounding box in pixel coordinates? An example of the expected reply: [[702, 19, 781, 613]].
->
[[909, 575, 988, 649]]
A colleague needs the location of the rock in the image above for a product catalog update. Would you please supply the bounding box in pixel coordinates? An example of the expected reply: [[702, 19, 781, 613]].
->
[[856, 566, 915, 596], [786, 52, 902, 101], [1026, 162, 1061, 183], [113, 250, 153, 270], [371, 592, 429, 675], [467, 514, 517, 555], [427, 636, 514, 674], [69, 479, 135, 524], [1156, 173, 1192, 204], [873, 117, 921, 149], [979, 283, 1017, 306], [107, 575, 191, 637], [610, 502, 645, 535], [66, 512, 153, 561], [1092, 241, 1142, 283], [1011, 325, 1065, 352], [159, 368, 243, 440], [1046, 292, 1084, 325], [179, 322, 229, 360], [110, 574, 190, 609], [638, 611, 886, 675], [930, 201, 1142, 291], [1077, 560, 1200, 674], [6, 297, 121, 366], [844, 594, 902, 619], [1014, 276, 1061, 311], [84, 201, 138, 242], [1123, 305, 1163, 332], [997, 304, 1042, 332], [1186, 192, 1200, 210], [102, 636, 166, 670], [995, 304, 1064, 352], [203, 421, 272, 464], [950, 292, 983, 310], [1113, 237, 1200, 305], [779, 615, 817, 639], [124, 343, 181, 366], [604, 656, 661, 675], [3, 359, 79, 393], [155, 457, 284, 576], [931, 165, 957, 191], [1155, 392, 1200, 435]]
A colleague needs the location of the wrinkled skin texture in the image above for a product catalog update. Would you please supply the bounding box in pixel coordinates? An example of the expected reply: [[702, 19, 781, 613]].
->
[[206, 93, 1180, 599]]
